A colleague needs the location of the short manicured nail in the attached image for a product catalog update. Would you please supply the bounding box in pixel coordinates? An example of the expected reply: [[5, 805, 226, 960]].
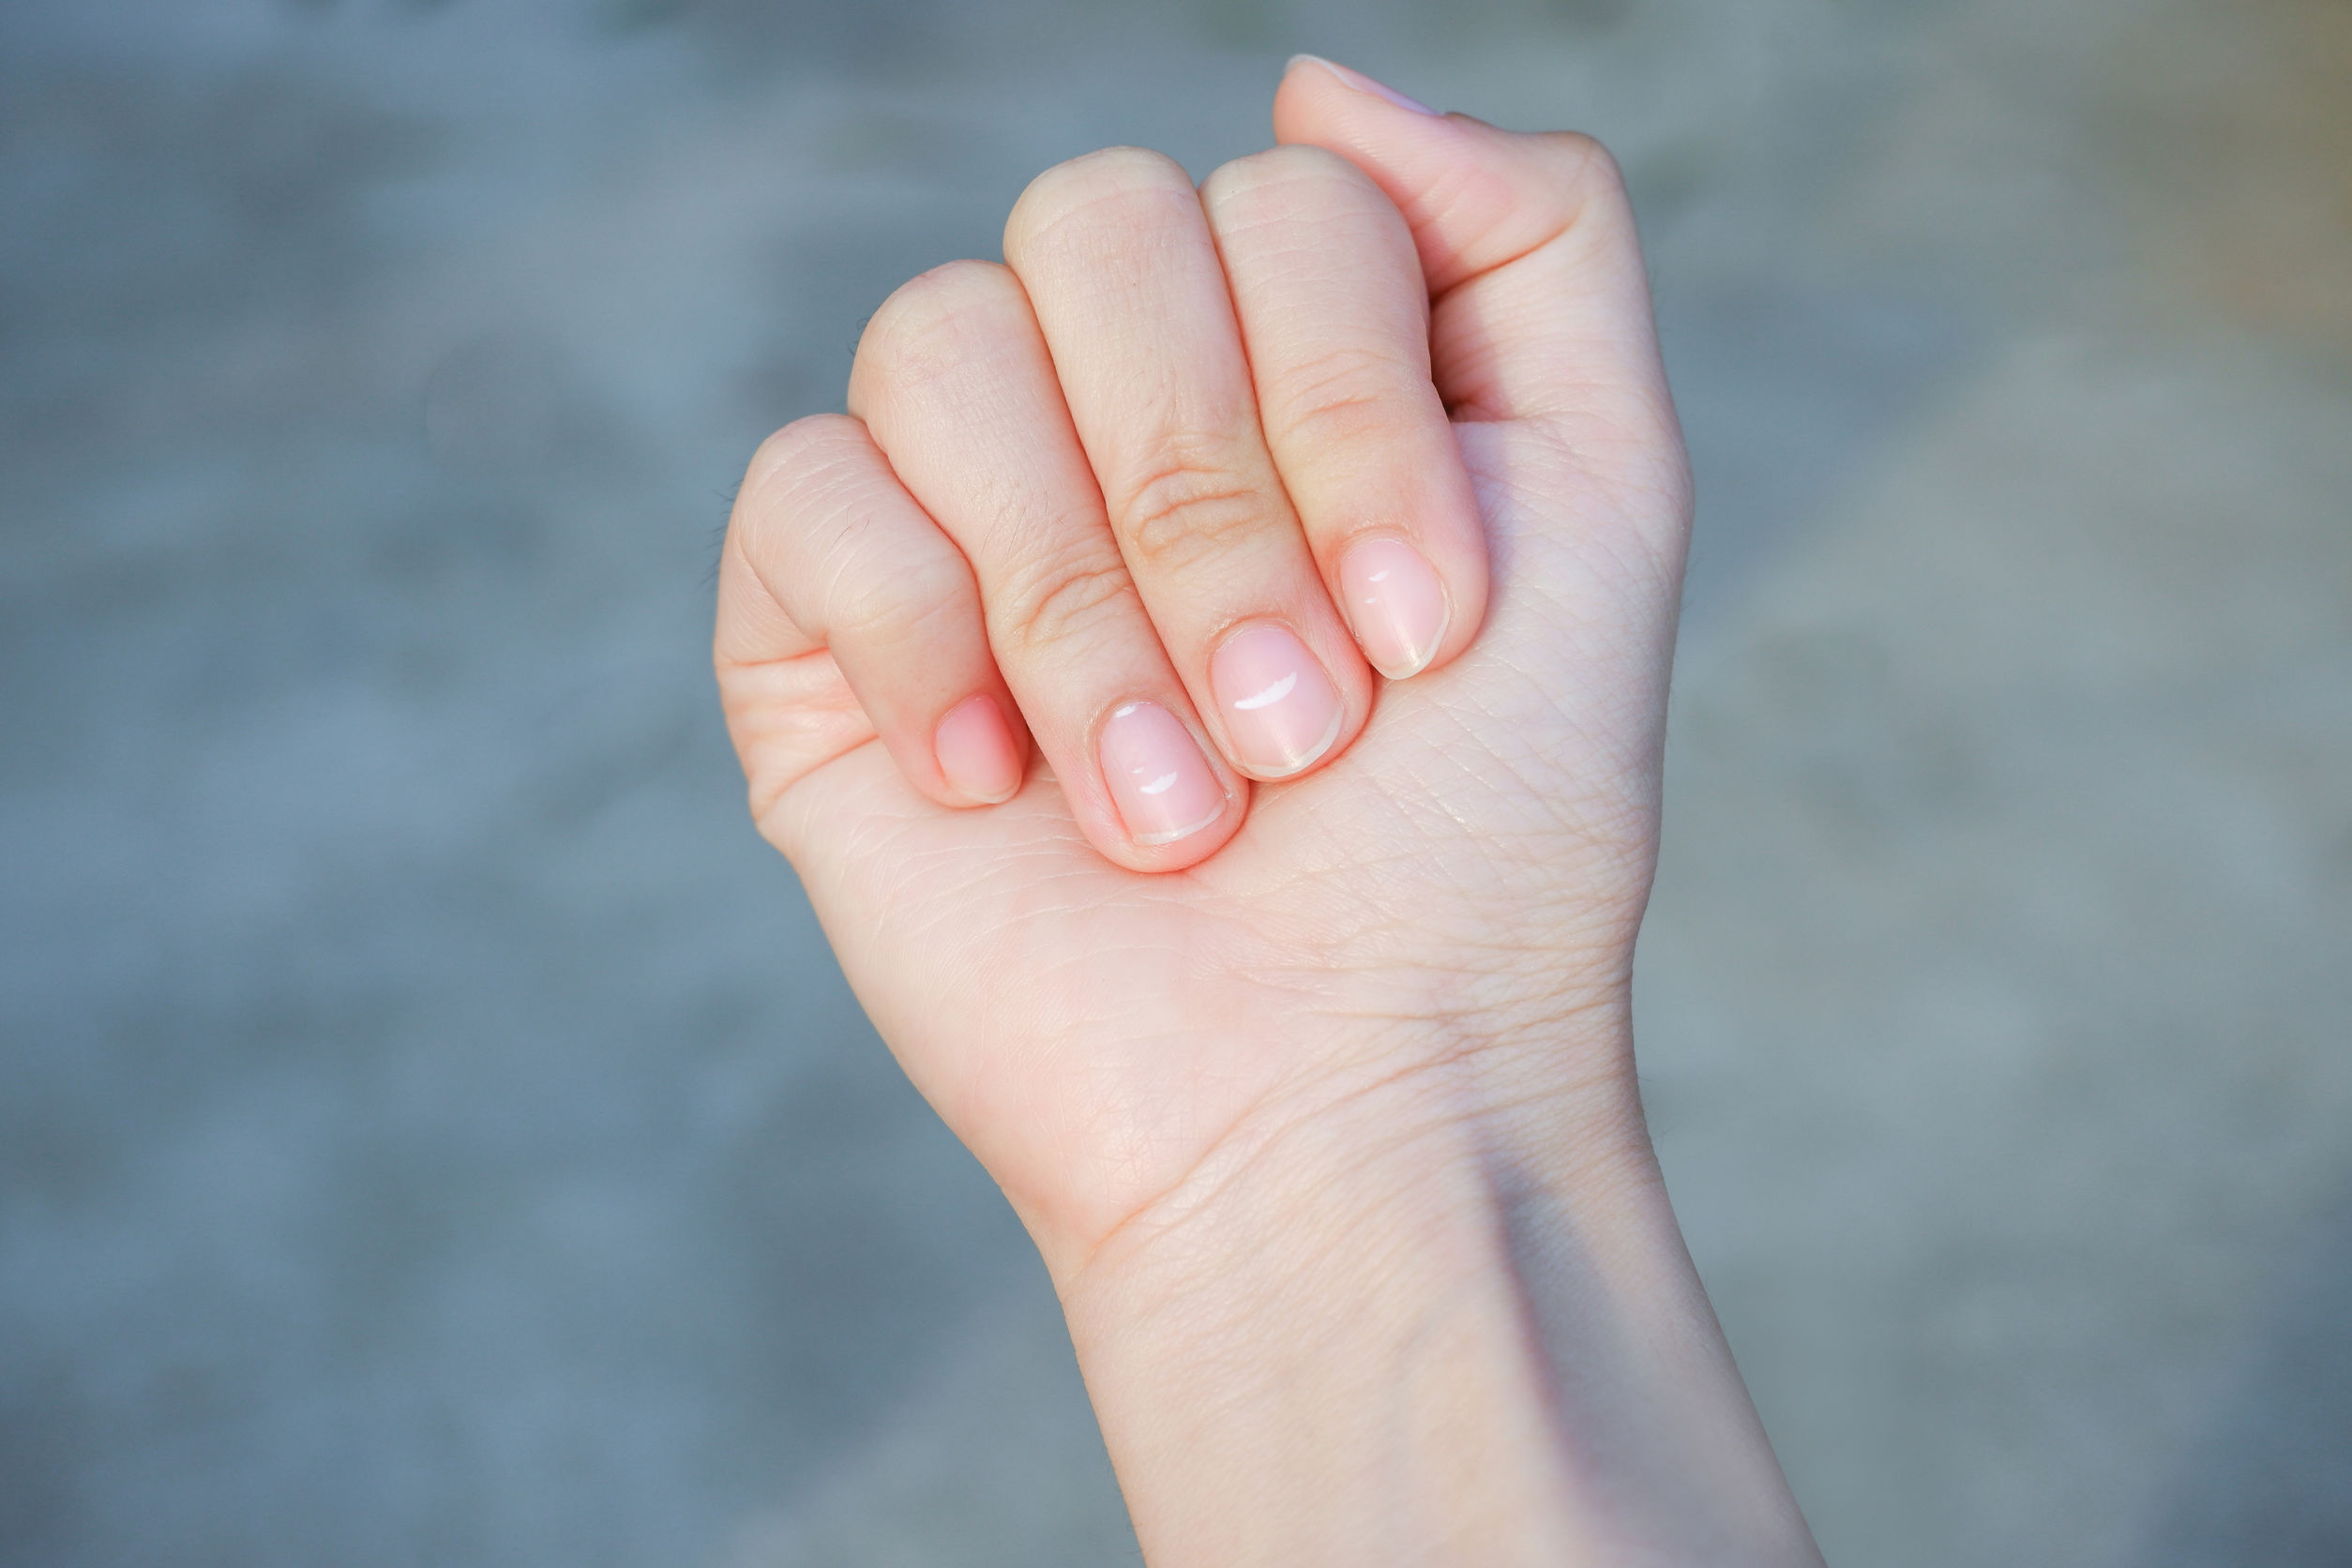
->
[[1287, 54, 1440, 116], [934, 695, 1023, 805], [1100, 701, 1227, 846], [1340, 537, 1451, 679], [1211, 624, 1344, 779]]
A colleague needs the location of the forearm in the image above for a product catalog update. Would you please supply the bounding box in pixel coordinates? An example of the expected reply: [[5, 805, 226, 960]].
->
[[1053, 1033, 1823, 1566]]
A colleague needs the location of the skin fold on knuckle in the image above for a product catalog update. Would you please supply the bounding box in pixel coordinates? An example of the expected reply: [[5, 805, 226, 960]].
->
[[823, 539, 972, 655], [993, 548, 1140, 656], [1409, 128, 1633, 298], [1518, 130, 1636, 266], [1116, 449, 1274, 572], [1259, 346, 1425, 455], [730, 656, 873, 826]]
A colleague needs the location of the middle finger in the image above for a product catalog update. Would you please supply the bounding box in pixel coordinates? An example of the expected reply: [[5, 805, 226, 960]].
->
[[1004, 148, 1370, 783]]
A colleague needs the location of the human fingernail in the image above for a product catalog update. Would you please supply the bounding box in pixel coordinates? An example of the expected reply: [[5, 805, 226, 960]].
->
[[1340, 537, 1451, 679], [934, 695, 1023, 805], [1211, 624, 1344, 779], [1100, 701, 1227, 845], [1287, 54, 1440, 116]]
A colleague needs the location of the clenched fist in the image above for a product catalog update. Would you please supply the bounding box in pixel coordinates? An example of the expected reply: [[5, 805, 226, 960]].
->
[[716, 55, 1818, 1568]]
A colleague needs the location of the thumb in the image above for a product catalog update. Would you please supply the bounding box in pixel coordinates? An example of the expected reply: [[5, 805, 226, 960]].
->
[[1273, 56, 1675, 449]]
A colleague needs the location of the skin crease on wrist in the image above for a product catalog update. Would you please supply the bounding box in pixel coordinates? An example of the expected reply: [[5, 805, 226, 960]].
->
[[714, 53, 1826, 1568]]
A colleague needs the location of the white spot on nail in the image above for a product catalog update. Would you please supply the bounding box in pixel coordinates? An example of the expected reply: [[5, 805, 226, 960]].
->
[[1138, 771, 1179, 795]]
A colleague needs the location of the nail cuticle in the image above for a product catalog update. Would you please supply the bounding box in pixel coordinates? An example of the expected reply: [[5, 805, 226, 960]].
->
[[1129, 801, 1228, 847]]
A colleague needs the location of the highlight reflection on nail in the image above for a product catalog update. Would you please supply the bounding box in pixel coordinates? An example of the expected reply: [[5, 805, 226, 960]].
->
[[1100, 701, 1225, 845], [1340, 537, 1450, 679], [1212, 624, 1342, 778], [1232, 672, 1297, 711]]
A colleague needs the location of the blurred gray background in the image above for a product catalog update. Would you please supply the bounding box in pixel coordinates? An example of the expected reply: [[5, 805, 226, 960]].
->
[[3, 0, 2348, 1562]]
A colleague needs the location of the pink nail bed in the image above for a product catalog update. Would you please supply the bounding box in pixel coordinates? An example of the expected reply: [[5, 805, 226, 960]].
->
[[1100, 701, 1226, 846], [1211, 624, 1343, 779], [934, 695, 1022, 805], [1340, 538, 1450, 680]]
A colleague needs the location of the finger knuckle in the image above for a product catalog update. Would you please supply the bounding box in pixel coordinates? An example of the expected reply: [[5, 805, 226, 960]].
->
[[828, 540, 971, 649], [1201, 143, 1366, 211], [1548, 129, 1621, 180], [1262, 345, 1420, 449], [853, 259, 1023, 385], [736, 414, 865, 538], [1542, 130, 1630, 213], [1007, 145, 1194, 255], [1118, 446, 1272, 570], [746, 413, 856, 490], [1440, 129, 1633, 286], [997, 548, 1138, 654]]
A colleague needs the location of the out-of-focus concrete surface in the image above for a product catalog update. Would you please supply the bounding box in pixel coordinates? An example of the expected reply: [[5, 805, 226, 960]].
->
[[1, 1, 2346, 1564]]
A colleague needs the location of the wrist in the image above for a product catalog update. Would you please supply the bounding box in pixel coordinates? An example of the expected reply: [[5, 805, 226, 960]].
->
[[1050, 1018, 1819, 1566]]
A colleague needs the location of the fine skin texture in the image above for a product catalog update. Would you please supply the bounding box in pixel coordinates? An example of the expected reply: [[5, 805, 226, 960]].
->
[[716, 55, 1825, 1567]]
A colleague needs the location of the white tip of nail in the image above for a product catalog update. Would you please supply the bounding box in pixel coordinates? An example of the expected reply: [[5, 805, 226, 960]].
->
[[1371, 648, 1436, 682], [1131, 803, 1226, 847], [1236, 701, 1346, 782]]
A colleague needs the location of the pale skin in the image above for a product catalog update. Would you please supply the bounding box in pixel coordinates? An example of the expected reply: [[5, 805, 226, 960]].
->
[[716, 55, 1825, 1567]]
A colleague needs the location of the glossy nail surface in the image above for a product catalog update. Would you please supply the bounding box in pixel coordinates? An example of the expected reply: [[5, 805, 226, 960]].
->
[[1211, 624, 1343, 778], [1100, 701, 1226, 845], [934, 695, 1023, 805], [1340, 537, 1450, 679]]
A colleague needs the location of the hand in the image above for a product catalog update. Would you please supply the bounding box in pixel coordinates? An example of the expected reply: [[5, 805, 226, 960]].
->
[[717, 53, 1677, 1263], [717, 57, 1818, 1567]]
